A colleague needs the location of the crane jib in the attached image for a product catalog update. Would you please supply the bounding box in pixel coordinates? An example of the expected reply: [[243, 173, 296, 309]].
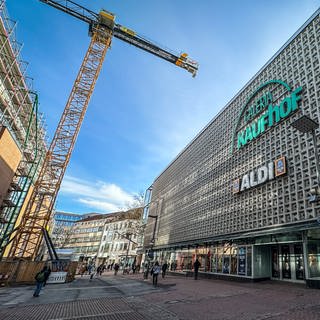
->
[[39, 0, 198, 75], [113, 28, 178, 64]]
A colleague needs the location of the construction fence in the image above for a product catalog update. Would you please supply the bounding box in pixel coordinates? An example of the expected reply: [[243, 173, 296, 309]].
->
[[0, 260, 78, 286]]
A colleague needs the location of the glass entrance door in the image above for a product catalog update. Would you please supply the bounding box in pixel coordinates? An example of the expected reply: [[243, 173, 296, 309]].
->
[[281, 245, 291, 279], [272, 247, 280, 278], [271, 243, 304, 281], [294, 244, 304, 280]]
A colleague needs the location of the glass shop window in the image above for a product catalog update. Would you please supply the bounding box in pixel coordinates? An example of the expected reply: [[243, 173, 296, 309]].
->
[[230, 246, 237, 275], [223, 246, 231, 274], [211, 248, 217, 273], [247, 246, 252, 277], [217, 247, 223, 273], [308, 241, 320, 278]]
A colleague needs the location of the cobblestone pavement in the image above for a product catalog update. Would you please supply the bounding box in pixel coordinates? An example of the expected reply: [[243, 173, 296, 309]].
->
[[0, 272, 320, 319]]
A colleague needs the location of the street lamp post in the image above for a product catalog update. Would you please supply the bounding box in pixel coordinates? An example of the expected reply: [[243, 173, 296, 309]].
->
[[148, 215, 158, 247], [291, 115, 320, 202], [144, 215, 158, 262], [124, 232, 131, 273]]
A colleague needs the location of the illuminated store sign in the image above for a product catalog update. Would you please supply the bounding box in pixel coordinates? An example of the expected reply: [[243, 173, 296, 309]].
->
[[232, 80, 302, 151], [233, 156, 286, 193]]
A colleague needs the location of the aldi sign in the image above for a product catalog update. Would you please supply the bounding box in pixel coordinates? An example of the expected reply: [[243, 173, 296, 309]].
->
[[233, 156, 286, 193]]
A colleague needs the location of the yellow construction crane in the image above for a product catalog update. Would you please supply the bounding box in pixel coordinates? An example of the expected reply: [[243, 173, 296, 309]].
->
[[5, 0, 198, 260]]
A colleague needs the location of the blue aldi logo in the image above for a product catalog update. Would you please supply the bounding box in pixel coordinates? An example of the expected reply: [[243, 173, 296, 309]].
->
[[275, 156, 286, 177], [233, 156, 287, 193], [232, 178, 240, 194]]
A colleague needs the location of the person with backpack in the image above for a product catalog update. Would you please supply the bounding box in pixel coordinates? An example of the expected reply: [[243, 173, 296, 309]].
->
[[114, 263, 120, 275], [33, 266, 49, 297], [43, 266, 51, 287], [151, 261, 161, 286]]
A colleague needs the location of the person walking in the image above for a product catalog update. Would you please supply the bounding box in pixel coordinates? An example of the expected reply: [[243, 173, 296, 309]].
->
[[43, 266, 51, 287], [114, 263, 119, 275], [152, 261, 161, 286], [96, 264, 103, 276], [132, 263, 136, 274], [193, 258, 201, 280], [80, 264, 86, 276], [143, 262, 150, 279], [161, 261, 168, 279], [33, 266, 49, 297]]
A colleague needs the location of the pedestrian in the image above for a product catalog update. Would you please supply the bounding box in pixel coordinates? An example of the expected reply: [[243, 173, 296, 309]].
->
[[43, 266, 51, 287], [161, 261, 168, 279], [80, 264, 86, 276], [89, 264, 96, 280], [96, 265, 102, 276], [33, 266, 49, 297], [114, 263, 119, 275], [193, 258, 201, 280], [152, 261, 161, 286], [123, 263, 129, 275], [143, 262, 150, 279]]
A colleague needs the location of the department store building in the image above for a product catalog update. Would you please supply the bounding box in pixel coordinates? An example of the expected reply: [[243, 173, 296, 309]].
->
[[144, 9, 320, 287]]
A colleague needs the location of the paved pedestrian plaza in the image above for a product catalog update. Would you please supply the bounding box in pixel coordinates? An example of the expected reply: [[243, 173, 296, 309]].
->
[[1, 272, 320, 319]]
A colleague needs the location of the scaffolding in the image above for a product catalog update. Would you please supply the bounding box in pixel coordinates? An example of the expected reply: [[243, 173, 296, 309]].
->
[[0, 1, 48, 254]]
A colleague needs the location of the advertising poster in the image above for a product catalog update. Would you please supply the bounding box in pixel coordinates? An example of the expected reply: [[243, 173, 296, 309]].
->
[[238, 247, 246, 275]]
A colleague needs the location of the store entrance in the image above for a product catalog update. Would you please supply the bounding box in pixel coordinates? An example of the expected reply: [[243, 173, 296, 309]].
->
[[271, 243, 304, 281]]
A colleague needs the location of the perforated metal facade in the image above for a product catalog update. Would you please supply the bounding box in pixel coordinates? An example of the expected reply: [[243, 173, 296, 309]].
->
[[144, 10, 320, 283]]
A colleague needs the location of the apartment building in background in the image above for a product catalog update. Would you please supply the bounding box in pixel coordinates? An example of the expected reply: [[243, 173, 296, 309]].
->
[[97, 207, 143, 267], [64, 208, 143, 265]]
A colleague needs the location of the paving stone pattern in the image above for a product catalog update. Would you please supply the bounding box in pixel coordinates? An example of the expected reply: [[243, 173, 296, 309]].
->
[[1, 273, 320, 319], [0, 297, 144, 320]]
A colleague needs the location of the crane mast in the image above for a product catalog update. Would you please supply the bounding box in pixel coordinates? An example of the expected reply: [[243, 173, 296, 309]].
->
[[5, 0, 198, 259]]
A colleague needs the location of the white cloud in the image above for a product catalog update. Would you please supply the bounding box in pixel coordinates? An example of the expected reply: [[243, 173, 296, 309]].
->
[[78, 198, 119, 212], [60, 175, 135, 212]]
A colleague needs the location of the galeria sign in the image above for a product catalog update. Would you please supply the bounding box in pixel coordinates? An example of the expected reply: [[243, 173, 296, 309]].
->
[[233, 157, 286, 193], [233, 80, 303, 151]]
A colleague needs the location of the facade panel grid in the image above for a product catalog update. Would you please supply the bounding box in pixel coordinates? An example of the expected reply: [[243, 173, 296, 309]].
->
[[146, 13, 320, 248]]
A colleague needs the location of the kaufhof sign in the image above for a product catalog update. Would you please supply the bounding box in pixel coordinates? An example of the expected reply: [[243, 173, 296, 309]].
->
[[233, 156, 286, 193], [231, 80, 302, 152]]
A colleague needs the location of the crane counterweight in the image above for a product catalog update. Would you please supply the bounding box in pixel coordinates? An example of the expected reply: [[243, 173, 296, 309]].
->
[[98, 10, 115, 29]]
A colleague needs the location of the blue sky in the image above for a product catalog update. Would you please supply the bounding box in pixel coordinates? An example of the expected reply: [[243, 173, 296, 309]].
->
[[7, 0, 319, 214]]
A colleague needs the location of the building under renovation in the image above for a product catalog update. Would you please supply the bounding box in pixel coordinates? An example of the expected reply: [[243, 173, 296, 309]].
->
[[0, 2, 47, 256], [144, 9, 320, 288]]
